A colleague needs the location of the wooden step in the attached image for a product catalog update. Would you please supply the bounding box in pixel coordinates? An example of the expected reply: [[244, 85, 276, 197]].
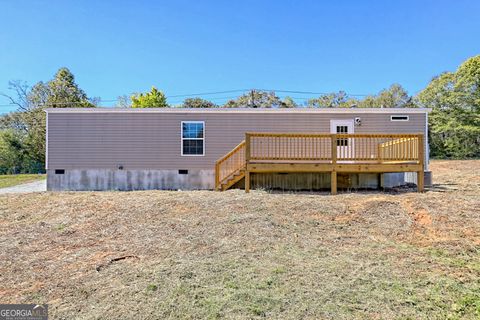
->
[[220, 170, 245, 191]]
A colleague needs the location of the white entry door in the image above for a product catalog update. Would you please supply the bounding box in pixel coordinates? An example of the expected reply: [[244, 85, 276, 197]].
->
[[330, 119, 354, 160]]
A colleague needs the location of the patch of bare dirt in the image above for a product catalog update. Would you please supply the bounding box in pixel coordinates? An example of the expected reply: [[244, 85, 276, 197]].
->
[[0, 160, 478, 319]]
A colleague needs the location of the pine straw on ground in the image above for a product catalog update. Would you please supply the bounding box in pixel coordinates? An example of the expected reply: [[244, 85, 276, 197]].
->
[[0, 160, 479, 319]]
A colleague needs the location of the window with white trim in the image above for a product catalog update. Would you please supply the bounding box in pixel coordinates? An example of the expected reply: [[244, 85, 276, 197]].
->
[[390, 115, 409, 121], [181, 121, 204, 156]]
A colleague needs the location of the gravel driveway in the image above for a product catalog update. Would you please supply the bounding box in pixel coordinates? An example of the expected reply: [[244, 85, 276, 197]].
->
[[0, 179, 47, 194]]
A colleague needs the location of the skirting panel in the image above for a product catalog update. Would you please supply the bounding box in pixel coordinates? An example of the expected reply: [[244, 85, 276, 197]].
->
[[233, 172, 410, 191], [237, 172, 382, 191]]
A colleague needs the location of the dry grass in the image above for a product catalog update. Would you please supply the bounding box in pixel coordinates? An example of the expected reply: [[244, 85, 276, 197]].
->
[[0, 160, 479, 319], [0, 174, 45, 189]]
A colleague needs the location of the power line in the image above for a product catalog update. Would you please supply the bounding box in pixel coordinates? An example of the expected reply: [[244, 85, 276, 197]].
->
[[0, 88, 375, 110], [166, 89, 249, 98], [167, 89, 372, 98], [168, 96, 242, 104], [0, 101, 116, 108], [259, 89, 371, 97]]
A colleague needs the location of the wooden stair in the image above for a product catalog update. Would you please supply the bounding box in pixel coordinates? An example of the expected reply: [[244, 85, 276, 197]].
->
[[215, 141, 246, 191], [218, 167, 245, 191]]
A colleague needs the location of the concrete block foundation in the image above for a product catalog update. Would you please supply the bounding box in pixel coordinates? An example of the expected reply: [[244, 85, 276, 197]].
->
[[47, 169, 428, 192], [47, 169, 215, 191], [404, 171, 433, 187], [381, 173, 406, 188]]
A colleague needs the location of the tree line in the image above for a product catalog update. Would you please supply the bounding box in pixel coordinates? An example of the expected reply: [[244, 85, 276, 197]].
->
[[1, 56, 479, 174]]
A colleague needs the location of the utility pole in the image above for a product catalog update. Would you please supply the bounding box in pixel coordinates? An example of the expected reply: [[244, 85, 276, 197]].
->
[[250, 89, 256, 108]]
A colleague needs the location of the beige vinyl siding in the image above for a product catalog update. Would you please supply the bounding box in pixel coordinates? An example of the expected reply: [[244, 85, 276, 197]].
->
[[47, 112, 426, 170]]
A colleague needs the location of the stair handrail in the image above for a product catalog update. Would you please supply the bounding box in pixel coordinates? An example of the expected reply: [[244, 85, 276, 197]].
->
[[377, 135, 420, 162], [215, 140, 246, 189]]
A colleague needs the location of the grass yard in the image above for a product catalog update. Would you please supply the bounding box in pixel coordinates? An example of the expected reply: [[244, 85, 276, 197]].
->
[[0, 160, 479, 319], [0, 174, 45, 189]]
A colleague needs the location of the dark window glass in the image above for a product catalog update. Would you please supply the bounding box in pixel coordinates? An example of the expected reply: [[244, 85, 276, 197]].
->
[[182, 122, 204, 138], [391, 115, 409, 121], [182, 138, 204, 155], [182, 122, 204, 155], [336, 126, 349, 146]]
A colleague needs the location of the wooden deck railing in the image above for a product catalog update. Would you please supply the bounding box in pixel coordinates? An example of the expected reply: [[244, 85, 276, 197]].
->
[[215, 133, 424, 193], [246, 133, 423, 163], [215, 140, 246, 189], [378, 137, 419, 161], [247, 133, 332, 161]]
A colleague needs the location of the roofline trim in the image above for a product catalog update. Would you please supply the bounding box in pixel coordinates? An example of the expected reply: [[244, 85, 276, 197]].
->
[[45, 107, 431, 114]]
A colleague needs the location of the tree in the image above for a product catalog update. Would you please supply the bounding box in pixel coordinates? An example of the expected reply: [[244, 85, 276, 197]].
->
[[224, 90, 287, 108], [15, 68, 96, 109], [0, 130, 26, 174], [46, 68, 94, 108], [0, 111, 27, 132], [181, 97, 217, 108], [305, 85, 412, 109], [416, 55, 480, 158], [282, 96, 297, 108], [0, 67, 95, 173], [372, 84, 412, 108], [354, 84, 413, 108], [0, 81, 31, 111], [308, 91, 353, 108], [115, 95, 131, 108], [454, 55, 480, 113], [308, 91, 363, 108], [131, 87, 168, 108]]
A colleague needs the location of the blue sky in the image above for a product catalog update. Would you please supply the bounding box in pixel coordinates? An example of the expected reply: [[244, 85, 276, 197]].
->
[[0, 0, 479, 113]]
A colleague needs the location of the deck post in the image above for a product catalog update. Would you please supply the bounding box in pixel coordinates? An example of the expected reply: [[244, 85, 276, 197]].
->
[[214, 161, 220, 191], [331, 134, 337, 165], [417, 170, 424, 192], [245, 171, 250, 193], [331, 171, 337, 195], [417, 134, 425, 192], [245, 133, 251, 193], [331, 134, 337, 195]]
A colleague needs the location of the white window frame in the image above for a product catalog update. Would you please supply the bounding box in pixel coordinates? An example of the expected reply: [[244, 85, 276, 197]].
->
[[181, 121, 205, 156], [390, 115, 409, 122]]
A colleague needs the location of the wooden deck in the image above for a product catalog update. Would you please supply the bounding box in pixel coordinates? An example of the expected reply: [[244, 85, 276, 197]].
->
[[215, 133, 424, 194]]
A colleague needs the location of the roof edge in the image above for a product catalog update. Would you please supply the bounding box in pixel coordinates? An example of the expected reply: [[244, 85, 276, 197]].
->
[[45, 107, 432, 114]]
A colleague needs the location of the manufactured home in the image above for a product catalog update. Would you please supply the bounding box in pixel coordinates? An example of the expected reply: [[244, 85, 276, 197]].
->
[[45, 108, 431, 193]]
